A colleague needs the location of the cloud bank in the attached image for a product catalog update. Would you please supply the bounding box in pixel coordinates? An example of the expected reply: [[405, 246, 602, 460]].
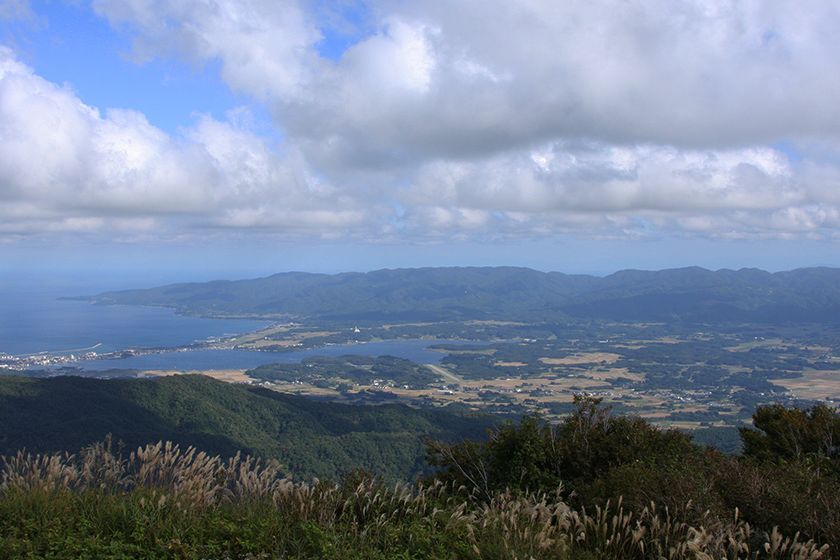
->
[[2, 0, 840, 243], [0, 47, 371, 238]]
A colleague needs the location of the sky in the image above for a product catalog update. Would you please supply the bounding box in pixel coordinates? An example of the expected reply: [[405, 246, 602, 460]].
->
[[1, 0, 840, 281]]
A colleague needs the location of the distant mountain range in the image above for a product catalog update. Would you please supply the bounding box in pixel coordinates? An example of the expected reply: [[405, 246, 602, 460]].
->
[[87, 266, 840, 324], [0, 375, 491, 481]]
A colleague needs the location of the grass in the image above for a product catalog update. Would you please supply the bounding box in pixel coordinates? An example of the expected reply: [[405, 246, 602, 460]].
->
[[0, 439, 830, 559]]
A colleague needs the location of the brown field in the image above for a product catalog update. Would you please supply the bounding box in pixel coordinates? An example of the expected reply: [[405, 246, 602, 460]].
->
[[462, 378, 532, 390], [494, 361, 528, 367], [770, 369, 840, 400], [539, 352, 622, 365], [653, 336, 682, 344], [140, 369, 255, 383], [543, 377, 611, 390]]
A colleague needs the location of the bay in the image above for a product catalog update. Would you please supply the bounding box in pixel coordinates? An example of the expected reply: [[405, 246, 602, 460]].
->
[[1, 280, 472, 371], [0, 281, 269, 357]]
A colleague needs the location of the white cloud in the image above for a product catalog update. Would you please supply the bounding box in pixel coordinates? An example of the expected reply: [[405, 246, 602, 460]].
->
[[0, 47, 374, 238], [394, 140, 840, 240], [92, 0, 322, 100], [406, 142, 798, 213], [93, 0, 840, 162], [4, 1, 840, 244]]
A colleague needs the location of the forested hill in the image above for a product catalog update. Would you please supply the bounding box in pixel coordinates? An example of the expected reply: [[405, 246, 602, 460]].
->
[[87, 266, 840, 324], [0, 375, 492, 481]]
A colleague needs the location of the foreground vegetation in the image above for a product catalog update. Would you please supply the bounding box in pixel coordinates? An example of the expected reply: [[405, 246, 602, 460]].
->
[[0, 440, 829, 559], [2, 396, 838, 559]]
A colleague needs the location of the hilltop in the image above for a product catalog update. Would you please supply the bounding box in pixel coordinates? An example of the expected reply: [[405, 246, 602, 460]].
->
[[87, 266, 840, 324]]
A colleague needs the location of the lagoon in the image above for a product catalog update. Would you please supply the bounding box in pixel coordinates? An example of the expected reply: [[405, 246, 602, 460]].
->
[[75, 338, 459, 371]]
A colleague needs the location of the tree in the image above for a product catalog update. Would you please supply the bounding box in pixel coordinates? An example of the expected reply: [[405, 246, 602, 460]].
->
[[426, 395, 698, 501], [740, 403, 840, 468]]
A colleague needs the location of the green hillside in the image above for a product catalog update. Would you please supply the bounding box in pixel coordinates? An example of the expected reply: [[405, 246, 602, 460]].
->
[[87, 266, 840, 324], [0, 375, 492, 481]]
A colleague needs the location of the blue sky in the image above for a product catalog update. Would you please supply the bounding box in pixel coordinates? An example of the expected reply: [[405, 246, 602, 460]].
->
[[2, 2, 268, 132], [2, 0, 840, 280]]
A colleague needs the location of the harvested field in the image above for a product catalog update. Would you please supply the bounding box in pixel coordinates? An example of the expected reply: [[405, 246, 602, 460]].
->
[[539, 352, 622, 365], [140, 370, 255, 383], [771, 369, 840, 400]]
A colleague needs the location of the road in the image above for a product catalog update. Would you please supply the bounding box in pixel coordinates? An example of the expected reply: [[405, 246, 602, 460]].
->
[[425, 363, 463, 385]]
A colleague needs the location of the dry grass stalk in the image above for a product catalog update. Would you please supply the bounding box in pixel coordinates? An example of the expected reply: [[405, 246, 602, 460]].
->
[[0, 440, 831, 559]]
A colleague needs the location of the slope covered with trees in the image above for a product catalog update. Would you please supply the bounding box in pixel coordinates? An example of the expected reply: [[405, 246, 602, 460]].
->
[[0, 375, 492, 481], [87, 266, 840, 324]]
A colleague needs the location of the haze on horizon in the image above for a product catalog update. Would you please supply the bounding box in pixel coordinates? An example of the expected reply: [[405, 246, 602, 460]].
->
[[2, 0, 840, 279]]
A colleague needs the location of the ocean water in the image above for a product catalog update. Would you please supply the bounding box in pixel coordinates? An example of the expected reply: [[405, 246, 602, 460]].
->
[[1, 279, 466, 370], [0, 280, 270, 357]]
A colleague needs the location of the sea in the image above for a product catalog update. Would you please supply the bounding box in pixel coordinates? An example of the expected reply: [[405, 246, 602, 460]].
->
[[0, 278, 458, 371]]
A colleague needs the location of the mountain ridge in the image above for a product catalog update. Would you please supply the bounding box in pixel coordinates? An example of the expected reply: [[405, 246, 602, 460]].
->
[[86, 266, 840, 324]]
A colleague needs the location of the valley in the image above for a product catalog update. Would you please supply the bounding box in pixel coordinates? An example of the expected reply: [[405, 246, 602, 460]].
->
[[6, 267, 840, 455], [9, 315, 835, 455], [233, 319, 840, 437]]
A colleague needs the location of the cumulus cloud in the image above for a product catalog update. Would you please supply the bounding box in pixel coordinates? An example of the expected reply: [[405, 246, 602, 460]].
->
[[0, 47, 373, 237], [3, 1, 840, 243], [92, 0, 322, 101], [93, 0, 840, 161], [397, 140, 840, 240], [406, 143, 798, 213]]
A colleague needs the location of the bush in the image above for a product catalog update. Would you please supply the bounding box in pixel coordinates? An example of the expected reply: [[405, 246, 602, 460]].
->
[[428, 396, 700, 503], [0, 442, 829, 559], [427, 397, 840, 557]]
